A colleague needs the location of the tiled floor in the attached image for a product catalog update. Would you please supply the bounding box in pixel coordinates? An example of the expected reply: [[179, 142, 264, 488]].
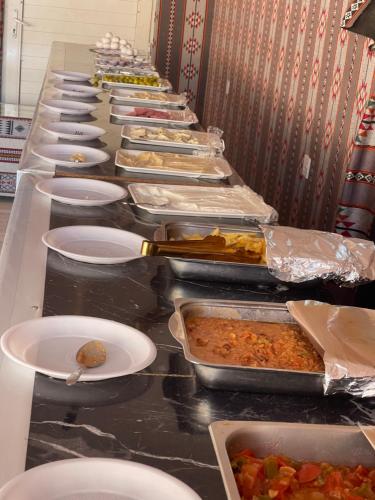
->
[[0, 198, 13, 249]]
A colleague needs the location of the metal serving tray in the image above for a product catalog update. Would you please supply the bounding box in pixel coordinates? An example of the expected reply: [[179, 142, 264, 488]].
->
[[209, 421, 375, 500], [168, 298, 324, 395], [154, 222, 280, 285]]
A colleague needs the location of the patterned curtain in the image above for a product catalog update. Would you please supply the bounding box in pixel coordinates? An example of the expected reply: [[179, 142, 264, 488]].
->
[[335, 97, 375, 240], [202, 0, 375, 232], [151, 0, 214, 118]]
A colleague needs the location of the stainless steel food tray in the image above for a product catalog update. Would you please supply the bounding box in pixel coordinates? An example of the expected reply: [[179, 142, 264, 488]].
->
[[209, 420, 375, 500], [168, 298, 324, 395], [154, 222, 280, 285]]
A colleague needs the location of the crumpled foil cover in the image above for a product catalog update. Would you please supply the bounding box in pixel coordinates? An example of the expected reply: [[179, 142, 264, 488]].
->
[[260, 225, 375, 284], [287, 300, 375, 397]]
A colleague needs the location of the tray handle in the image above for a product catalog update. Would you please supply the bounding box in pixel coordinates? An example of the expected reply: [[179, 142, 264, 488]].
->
[[168, 312, 185, 344]]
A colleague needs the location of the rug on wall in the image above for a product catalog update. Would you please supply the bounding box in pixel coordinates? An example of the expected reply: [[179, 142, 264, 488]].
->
[[202, 0, 375, 232], [151, 0, 214, 118]]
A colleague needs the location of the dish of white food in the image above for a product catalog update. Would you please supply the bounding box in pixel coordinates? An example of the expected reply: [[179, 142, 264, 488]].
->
[[32, 144, 109, 167], [36, 178, 127, 206], [0, 315, 157, 382], [0, 458, 202, 499], [128, 184, 278, 221]]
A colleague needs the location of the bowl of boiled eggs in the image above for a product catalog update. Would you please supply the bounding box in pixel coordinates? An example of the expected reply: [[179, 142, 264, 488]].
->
[[95, 32, 146, 62]]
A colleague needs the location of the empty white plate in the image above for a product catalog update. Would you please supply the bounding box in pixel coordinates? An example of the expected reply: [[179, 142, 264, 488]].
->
[[40, 99, 96, 115], [42, 225, 145, 264], [0, 458, 201, 499], [53, 82, 101, 97], [32, 144, 109, 167], [36, 178, 127, 206], [0, 315, 157, 381], [51, 69, 91, 81], [40, 122, 106, 141]]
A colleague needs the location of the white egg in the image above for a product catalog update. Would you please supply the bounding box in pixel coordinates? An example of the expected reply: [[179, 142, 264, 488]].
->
[[124, 47, 133, 56], [119, 39, 126, 46], [103, 43, 111, 49], [96, 41, 103, 48], [135, 56, 144, 62], [110, 42, 119, 50], [102, 37, 109, 44], [111, 36, 120, 43], [105, 32, 113, 38], [125, 43, 132, 49]]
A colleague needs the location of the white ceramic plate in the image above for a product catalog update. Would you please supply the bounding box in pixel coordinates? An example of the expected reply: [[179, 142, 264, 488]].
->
[[36, 178, 127, 206], [0, 458, 201, 499], [0, 315, 157, 382], [115, 149, 232, 179], [53, 82, 102, 97], [42, 225, 145, 264], [40, 122, 106, 141], [40, 99, 96, 115], [32, 144, 109, 167], [111, 105, 197, 126], [51, 69, 91, 81]]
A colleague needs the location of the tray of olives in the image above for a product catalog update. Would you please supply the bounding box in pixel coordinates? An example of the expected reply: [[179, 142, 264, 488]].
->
[[102, 73, 172, 91]]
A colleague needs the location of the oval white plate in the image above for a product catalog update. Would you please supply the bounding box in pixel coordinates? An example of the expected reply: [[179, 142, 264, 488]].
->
[[0, 315, 156, 381], [32, 144, 109, 167], [42, 225, 145, 264], [54, 82, 101, 97], [36, 178, 127, 206], [40, 122, 106, 141], [0, 458, 201, 499], [51, 69, 91, 81], [40, 99, 96, 115]]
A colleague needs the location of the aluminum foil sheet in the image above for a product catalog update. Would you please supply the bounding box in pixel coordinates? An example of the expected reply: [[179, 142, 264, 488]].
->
[[287, 300, 375, 397], [261, 225, 375, 284]]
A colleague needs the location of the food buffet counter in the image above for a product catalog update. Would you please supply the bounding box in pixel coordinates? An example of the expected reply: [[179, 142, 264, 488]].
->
[[0, 42, 374, 499]]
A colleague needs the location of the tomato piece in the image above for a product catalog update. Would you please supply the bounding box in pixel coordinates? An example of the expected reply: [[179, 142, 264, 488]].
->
[[347, 495, 364, 500], [323, 470, 343, 491], [297, 463, 322, 483]]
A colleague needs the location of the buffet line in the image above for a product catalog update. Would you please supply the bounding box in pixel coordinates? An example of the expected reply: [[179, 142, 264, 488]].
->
[[0, 38, 374, 499]]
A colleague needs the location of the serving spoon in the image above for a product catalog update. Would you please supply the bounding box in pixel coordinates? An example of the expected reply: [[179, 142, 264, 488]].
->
[[66, 340, 107, 386]]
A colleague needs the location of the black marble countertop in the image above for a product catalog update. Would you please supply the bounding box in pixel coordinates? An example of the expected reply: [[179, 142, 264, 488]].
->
[[27, 200, 375, 500]]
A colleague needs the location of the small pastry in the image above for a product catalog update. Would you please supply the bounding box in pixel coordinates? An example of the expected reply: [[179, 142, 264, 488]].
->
[[70, 153, 86, 163]]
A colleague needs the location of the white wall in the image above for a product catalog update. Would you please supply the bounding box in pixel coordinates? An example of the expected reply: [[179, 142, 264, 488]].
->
[[2, 0, 155, 105]]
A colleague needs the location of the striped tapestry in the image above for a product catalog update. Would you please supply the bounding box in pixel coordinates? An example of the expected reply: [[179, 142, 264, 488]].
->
[[202, 0, 375, 231], [152, 0, 214, 117]]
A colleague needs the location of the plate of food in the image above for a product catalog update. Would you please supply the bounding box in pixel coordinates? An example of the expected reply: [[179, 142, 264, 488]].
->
[[36, 178, 127, 206], [115, 149, 232, 178], [53, 82, 102, 97], [40, 99, 96, 115], [121, 124, 224, 150], [209, 420, 375, 500], [1, 315, 156, 381], [0, 458, 201, 499], [42, 225, 145, 264], [111, 105, 198, 126], [111, 88, 187, 107], [40, 122, 106, 141], [32, 144, 109, 167], [169, 299, 324, 394], [51, 69, 91, 81], [128, 183, 277, 221], [103, 73, 172, 91]]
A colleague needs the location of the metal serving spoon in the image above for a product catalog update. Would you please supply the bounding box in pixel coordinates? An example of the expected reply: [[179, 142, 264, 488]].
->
[[66, 340, 107, 386]]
